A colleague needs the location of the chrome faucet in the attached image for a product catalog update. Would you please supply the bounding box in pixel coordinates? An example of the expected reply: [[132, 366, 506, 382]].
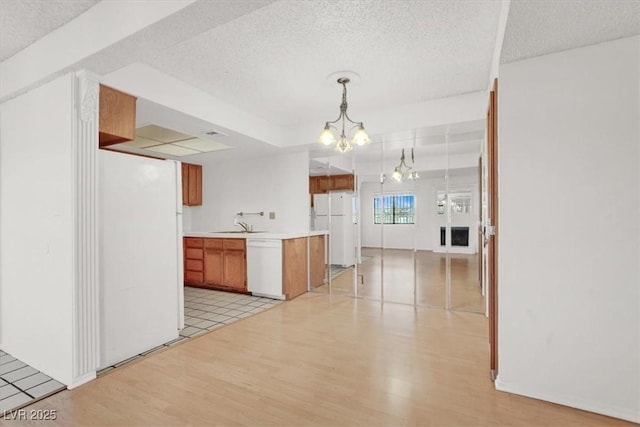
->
[[236, 219, 251, 232]]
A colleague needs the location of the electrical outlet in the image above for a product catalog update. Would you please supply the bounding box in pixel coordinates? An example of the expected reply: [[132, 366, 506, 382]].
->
[[269, 211, 275, 220]]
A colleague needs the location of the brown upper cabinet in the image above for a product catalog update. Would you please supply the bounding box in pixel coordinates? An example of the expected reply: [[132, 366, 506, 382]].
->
[[182, 162, 202, 206], [309, 174, 355, 195], [99, 84, 136, 147], [330, 174, 354, 191], [316, 175, 330, 193]]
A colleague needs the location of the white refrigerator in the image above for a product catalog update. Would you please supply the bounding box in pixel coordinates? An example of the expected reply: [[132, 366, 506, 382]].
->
[[99, 150, 184, 369], [314, 192, 356, 267]]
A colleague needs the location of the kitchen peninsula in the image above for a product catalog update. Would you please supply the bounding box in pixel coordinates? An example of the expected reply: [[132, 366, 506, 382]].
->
[[183, 230, 327, 300]]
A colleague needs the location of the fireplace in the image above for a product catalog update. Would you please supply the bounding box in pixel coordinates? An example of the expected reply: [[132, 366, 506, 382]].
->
[[440, 227, 469, 247]]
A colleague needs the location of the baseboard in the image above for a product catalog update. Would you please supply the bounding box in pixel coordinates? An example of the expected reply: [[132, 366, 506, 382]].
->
[[67, 371, 96, 389], [495, 379, 640, 424]]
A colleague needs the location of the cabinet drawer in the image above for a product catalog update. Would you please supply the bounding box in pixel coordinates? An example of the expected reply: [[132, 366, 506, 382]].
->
[[185, 270, 203, 283], [185, 248, 203, 260], [223, 239, 245, 250], [204, 238, 223, 249], [185, 238, 203, 248], [185, 259, 203, 272]]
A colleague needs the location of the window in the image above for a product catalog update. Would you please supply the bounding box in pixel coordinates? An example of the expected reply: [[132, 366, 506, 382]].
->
[[374, 194, 415, 224]]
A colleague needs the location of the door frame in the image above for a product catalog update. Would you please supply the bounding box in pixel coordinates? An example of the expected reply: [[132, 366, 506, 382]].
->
[[487, 79, 499, 380]]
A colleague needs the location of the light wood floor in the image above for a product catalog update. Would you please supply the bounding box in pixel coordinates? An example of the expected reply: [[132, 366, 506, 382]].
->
[[22, 293, 632, 426], [326, 248, 485, 313]]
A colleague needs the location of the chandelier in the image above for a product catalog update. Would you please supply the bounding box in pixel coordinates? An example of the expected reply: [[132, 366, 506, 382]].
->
[[317, 77, 370, 152], [392, 148, 419, 182]]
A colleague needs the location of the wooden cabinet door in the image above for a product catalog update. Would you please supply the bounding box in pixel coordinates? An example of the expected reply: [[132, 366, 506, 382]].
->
[[182, 163, 203, 206], [282, 238, 308, 299], [316, 176, 329, 193], [309, 235, 326, 287], [330, 174, 354, 191], [99, 84, 136, 147], [187, 164, 202, 206], [309, 176, 318, 194], [224, 250, 246, 291], [204, 248, 224, 286], [181, 163, 189, 206]]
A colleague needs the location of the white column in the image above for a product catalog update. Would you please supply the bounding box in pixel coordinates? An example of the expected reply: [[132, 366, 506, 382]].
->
[[70, 71, 100, 388]]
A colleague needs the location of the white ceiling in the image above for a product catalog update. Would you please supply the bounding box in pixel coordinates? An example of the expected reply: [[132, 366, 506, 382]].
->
[[144, 0, 502, 127], [0, 0, 100, 61], [2, 0, 639, 167], [501, 0, 640, 63]]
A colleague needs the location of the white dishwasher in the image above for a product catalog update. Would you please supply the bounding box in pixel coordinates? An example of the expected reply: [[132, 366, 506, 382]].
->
[[246, 238, 285, 300]]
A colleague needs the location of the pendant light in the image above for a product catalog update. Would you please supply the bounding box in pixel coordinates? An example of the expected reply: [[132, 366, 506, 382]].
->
[[392, 148, 419, 182], [318, 77, 370, 153]]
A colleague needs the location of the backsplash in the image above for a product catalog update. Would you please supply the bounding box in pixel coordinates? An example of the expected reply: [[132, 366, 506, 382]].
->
[[181, 205, 193, 232]]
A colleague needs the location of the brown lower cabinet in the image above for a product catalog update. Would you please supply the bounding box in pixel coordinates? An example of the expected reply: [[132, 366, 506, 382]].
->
[[185, 235, 326, 299], [282, 238, 308, 300], [203, 239, 223, 286], [185, 237, 246, 293], [309, 235, 326, 287], [184, 237, 204, 284], [282, 235, 326, 298]]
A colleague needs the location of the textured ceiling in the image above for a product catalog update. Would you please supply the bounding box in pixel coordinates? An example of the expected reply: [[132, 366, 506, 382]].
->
[[78, 1, 275, 75], [11, 0, 638, 167], [501, 0, 640, 64], [144, 0, 502, 127], [0, 0, 100, 61]]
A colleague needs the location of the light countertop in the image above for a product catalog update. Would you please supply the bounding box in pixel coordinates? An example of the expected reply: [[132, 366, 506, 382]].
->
[[183, 230, 328, 240]]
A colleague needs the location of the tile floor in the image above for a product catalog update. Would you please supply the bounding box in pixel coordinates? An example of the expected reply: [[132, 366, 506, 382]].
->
[[0, 350, 65, 413], [181, 287, 283, 338], [98, 287, 283, 374]]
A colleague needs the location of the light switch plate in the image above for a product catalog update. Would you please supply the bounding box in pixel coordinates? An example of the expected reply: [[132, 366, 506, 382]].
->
[[269, 212, 275, 220]]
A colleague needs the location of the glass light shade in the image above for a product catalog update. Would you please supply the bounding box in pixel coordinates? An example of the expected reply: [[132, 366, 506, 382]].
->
[[335, 135, 352, 152], [317, 126, 336, 146], [352, 126, 370, 146], [392, 167, 403, 182]]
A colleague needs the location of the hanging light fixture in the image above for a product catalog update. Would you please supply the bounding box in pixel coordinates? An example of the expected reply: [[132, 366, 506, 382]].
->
[[392, 148, 420, 182], [318, 77, 370, 153]]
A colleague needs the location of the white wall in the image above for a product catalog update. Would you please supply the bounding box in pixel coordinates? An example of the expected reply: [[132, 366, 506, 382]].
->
[[190, 151, 310, 234], [360, 172, 479, 253], [0, 74, 76, 385], [498, 36, 640, 423]]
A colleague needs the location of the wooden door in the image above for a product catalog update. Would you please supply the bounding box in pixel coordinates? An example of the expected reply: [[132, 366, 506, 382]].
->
[[224, 250, 246, 291], [478, 157, 483, 284], [487, 79, 499, 380]]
